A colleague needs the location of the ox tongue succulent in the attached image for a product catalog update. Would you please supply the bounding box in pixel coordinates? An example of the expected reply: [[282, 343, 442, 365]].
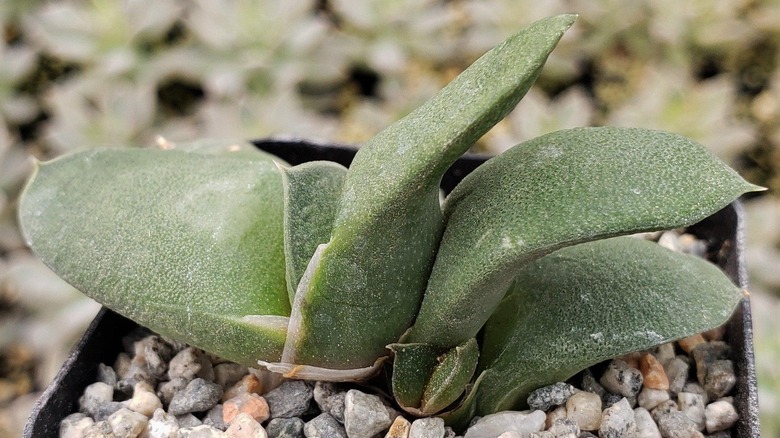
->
[[17, 13, 761, 425]]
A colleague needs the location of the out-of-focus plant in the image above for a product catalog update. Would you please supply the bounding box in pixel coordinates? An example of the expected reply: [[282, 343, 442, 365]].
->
[[18, 16, 759, 428]]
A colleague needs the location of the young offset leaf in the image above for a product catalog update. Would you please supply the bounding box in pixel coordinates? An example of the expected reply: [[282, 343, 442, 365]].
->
[[407, 127, 761, 347], [19, 148, 290, 366], [390, 339, 479, 415], [280, 161, 347, 304], [472, 237, 744, 415], [282, 15, 577, 370]]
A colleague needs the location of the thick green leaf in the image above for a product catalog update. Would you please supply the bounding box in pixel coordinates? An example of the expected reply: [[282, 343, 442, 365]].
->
[[407, 127, 761, 347], [472, 236, 744, 415], [389, 343, 443, 411], [19, 148, 290, 366], [390, 339, 478, 416], [420, 338, 479, 415], [283, 14, 577, 370], [280, 161, 347, 304]]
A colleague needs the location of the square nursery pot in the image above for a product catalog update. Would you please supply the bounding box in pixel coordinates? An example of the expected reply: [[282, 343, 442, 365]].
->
[[24, 138, 761, 437]]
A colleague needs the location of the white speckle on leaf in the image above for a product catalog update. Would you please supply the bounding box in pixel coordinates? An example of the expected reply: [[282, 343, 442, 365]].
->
[[631, 188, 642, 195], [590, 332, 604, 341]]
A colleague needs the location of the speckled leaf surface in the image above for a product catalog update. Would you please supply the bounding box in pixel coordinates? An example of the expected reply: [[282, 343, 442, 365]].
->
[[420, 338, 479, 415], [389, 343, 442, 410], [283, 15, 577, 369], [19, 148, 290, 366], [280, 161, 347, 304], [408, 127, 761, 347], [473, 236, 744, 415]]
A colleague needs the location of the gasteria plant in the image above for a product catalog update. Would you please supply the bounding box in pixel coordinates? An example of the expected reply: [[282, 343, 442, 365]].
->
[[18, 15, 761, 427]]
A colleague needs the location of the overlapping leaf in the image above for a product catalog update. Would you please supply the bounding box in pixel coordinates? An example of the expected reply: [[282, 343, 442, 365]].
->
[[407, 127, 761, 348], [19, 146, 290, 366], [282, 14, 577, 370]]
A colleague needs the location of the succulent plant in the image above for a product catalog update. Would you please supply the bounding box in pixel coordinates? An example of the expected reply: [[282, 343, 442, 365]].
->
[[17, 15, 761, 426]]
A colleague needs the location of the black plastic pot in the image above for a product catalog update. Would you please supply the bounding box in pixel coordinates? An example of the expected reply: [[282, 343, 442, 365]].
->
[[24, 138, 760, 437]]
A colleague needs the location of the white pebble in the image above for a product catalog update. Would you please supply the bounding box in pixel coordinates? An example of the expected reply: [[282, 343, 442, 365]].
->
[[637, 388, 669, 410], [178, 424, 225, 437], [409, 417, 445, 438], [705, 400, 738, 433], [59, 413, 94, 438], [225, 412, 267, 437], [678, 392, 706, 431], [126, 382, 163, 417], [633, 408, 661, 438], [146, 408, 180, 438], [464, 410, 545, 438], [108, 407, 149, 437]]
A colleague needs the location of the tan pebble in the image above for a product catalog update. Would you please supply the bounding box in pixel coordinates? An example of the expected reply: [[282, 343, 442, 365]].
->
[[497, 432, 523, 438], [225, 412, 267, 437], [545, 405, 567, 429], [619, 352, 641, 369], [678, 334, 705, 353], [639, 353, 669, 390], [222, 373, 262, 401], [384, 415, 411, 438], [223, 393, 270, 424], [125, 384, 162, 417], [565, 391, 602, 431]]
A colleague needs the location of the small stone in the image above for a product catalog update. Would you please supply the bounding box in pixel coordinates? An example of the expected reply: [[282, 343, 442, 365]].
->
[[577, 433, 597, 438], [580, 370, 605, 398], [565, 391, 602, 431], [690, 344, 717, 386], [548, 417, 579, 438], [203, 404, 228, 431], [223, 373, 263, 402], [704, 400, 738, 433], [602, 392, 632, 409], [93, 402, 126, 422], [60, 413, 95, 438], [410, 417, 445, 438], [305, 413, 347, 438], [650, 399, 679, 421], [223, 393, 270, 424], [314, 382, 347, 423], [118, 357, 156, 394], [146, 409, 180, 438], [527, 382, 577, 411], [125, 382, 163, 417], [115, 352, 131, 378], [168, 347, 213, 381], [443, 426, 456, 438], [599, 360, 643, 397], [107, 407, 148, 438], [385, 416, 411, 438], [136, 335, 175, 380], [176, 413, 203, 428], [225, 412, 268, 437], [705, 360, 736, 399], [599, 398, 635, 438], [265, 380, 313, 419], [97, 363, 118, 387], [546, 405, 567, 429], [158, 377, 190, 406], [463, 410, 546, 438], [663, 357, 689, 395], [633, 408, 661, 438], [267, 417, 305, 438], [678, 334, 705, 353], [79, 382, 114, 416], [214, 363, 249, 389], [655, 343, 676, 365], [639, 353, 669, 390], [528, 432, 552, 438], [678, 392, 705, 431], [637, 388, 669, 410], [82, 420, 114, 437], [619, 352, 642, 370], [168, 378, 223, 415], [681, 383, 709, 405], [344, 389, 396, 437], [655, 411, 699, 438], [178, 424, 224, 437]]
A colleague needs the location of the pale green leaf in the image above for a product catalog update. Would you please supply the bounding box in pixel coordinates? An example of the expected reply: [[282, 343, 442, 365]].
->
[[19, 148, 290, 366], [408, 127, 761, 347], [473, 236, 744, 415], [280, 161, 347, 304], [284, 14, 577, 369], [389, 343, 442, 411]]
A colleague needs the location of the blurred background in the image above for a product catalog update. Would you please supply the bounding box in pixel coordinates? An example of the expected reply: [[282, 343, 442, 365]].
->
[[1, 0, 779, 435]]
